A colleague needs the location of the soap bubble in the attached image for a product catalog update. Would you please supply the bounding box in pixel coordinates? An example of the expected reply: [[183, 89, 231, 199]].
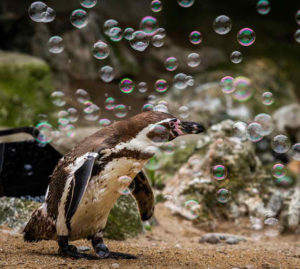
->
[[213, 15, 232, 35], [99, 65, 114, 83], [290, 143, 300, 161], [152, 34, 165, 47], [51, 91, 66, 107], [179, 106, 189, 119], [75, 89, 90, 104], [67, 108, 79, 123], [93, 41, 110, 60], [274, 176, 293, 188], [60, 124, 75, 138], [104, 97, 115, 111], [232, 121, 247, 140], [130, 31, 149, 51], [148, 95, 157, 104], [216, 188, 230, 203], [230, 51, 242, 64], [220, 76, 235, 94], [262, 91, 274, 106], [41, 7, 56, 23], [296, 10, 300, 25], [154, 104, 168, 113], [187, 53, 201, 67], [174, 73, 188, 90], [271, 163, 286, 178], [118, 175, 132, 193], [48, 36, 64, 54], [151, 0, 162, 12], [109, 27, 123, 42], [177, 0, 194, 8], [114, 104, 128, 118], [145, 156, 161, 170], [271, 135, 291, 153], [295, 29, 300, 43], [212, 165, 227, 180], [140, 16, 158, 36], [99, 118, 111, 128], [155, 79, 168, 93], [118, 181, 135, 195], [28, 2, 56, 23], [149, 124, 169, 145], [233, 76, 253, 102], [237, 28, 256, 46], [165, 57, 178, 71], [184, 200, 200, 220], [254, 113, 274, 136], [120, 78, 135, 94], [70, 9, 88, 29], [264, 217, 278, 226], [189, 31, 203, 45], [80, 0, 97, 9], [142, 103, 154, 112], [58, 110, 69, 126], [83, 101, 100, 121], [137, 82, 148, 93], [124, 27, 135, 40], [247, 122, 263, 142], [35, 122, 53, 144], [257, 0, 271, 15], [160, 142, 175, 154], [103, 19, 118, 36]]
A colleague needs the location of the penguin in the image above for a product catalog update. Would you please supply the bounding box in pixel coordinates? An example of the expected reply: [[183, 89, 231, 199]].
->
[[23, 111, 205, 259]]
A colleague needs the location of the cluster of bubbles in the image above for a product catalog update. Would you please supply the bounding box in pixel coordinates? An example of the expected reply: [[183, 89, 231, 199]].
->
[[28, 1, 56, 23]]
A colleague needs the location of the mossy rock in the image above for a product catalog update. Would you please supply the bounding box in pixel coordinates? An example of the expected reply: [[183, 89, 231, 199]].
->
[[0, 51, 54, 127]]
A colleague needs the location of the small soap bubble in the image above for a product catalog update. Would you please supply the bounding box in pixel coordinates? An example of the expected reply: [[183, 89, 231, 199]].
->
[[237, 28, 256, 46], [151, 0, 162, 13], [154, 104, 168, 113], [257, 0, 271, 15], [118, 175, 132, 185], [294, 29, 300, 43], [67, 108, 79, 123], [118, 176, 134, 195], [83, 102, 100, 121], [230, 51, 242, 64], [155, 79, 168, 93], [120, 78, 135, 94], [93, 41, 110, 60], [262, 91, 274, 106], [177, 0, 195, 8], [51, 91, 66, 107], [216, 188, 230, 203], [35, 122, 53, 144], [189, 31, 203, 45], [184, 200, 200, 220], [264, 217, 278, 226], [187, 53, 201, 67], [104, 97, 115, 111], [114, 104, 128, 118], [296, 10, 300, 25], [140, 16, 158, 36], [151, 34, 165, 47], [271, 135, 291, 153], [103, 19, 119, 36], [48, 36, 64, 54], [70, 9, 88, 29], [254, 113, 274, 136], [247, 122, 263, 142], [164, 57, 178, 72], [142, 103, 154, 112], [99, 65, 114, 83], [137, 82, 148, 93], [61, 124, 76, 138], [149, 124, 169, 145], [212, 165, 227, 180], [80, 0, 97, 9], [174, 73, 188, 90], [220, 76, 235, 94], [274, 176, 293, 188], [41, 7, 56, 23], [58, 110, 69, 126], [144, 155, 161, 170], [271, 163, 286, 178], [99, 118, 111, 128], [130, 30, 149, 51], [109, 27, 123, 42], [233, 76, 253, 102], [213, 15, 232, 35], [124, 27, 135, 40], [232, 121, 247, 140], [178, 106, 189, 119], [290, 143, 300, 161], [75, 89, 90, 104], [160, 142, 175, 154]]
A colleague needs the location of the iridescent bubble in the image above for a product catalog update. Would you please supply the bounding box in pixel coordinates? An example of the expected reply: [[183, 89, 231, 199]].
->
[[58, 110, 69, 126], [233, 76, 253, 102], [274, 176, 293, 188], [140, 16, 158, 36], [256, 0, 271, 15], [99, 65, 114, 83], [213, 15, 232, 35], [48, 36, 64, 54], [296, 10, 300, 25], [67, 108, 79, 123], [164, 57, 178, 72], [247, 122, 263, 142], [80, 0, 97, 9], [160, 141, 175, 154], [254, 113, 274, 136], [290, 143, 300, 161], [83, 101, 100, 121], [237, 28, 256, 46], [92, 41, 110, 60], [41, 7, 56, 23], [151, 28, 166, 47], [212, 165, 227, 180], [174, 73, 188, 90], [99, 118, 111, 127], [177, 0, 194, 8], [138, 82, 148, 93], [109, 27, 123, 42], [118, 181, 135, 195], [216, 188, 230, 203], [295, 29, 300, 43], [144, 155, 161, 170], [230, 51, 243, 64], [51, 91, 66, 107], [118, 175, 132, 185], [184, 200, 200, 220], [232, 121, 247, 140], [114, 104, 128, 118], [149, 124, 169, 145], [142, 103, 154, 112], [179, 106, 189, 119], [187, 53, 201, 67], [271, 163, 286, 178], [271, 135, 291, 153], [154, 104, 168, 113], [220, 76, 235, 94], [120, 78, 135, 94], [155, 79, 168, 93], [151, 0, 162, 13], [189, 31, 203, 45], [103, 19, 119, 36], [61, 124, 76, 138], [124, 27, 135, 40], [35, 122, 53, 144], [70, 9, 88, 29], [104, 97, 115, 111], [262, 91, 274, 106], [28, 2, 56, 23], [130, 30, 149, 51], [75, 89, 90, 104]]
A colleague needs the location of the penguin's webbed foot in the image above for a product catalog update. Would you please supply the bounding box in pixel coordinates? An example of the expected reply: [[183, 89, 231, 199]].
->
[[107, 251, 137, 259]]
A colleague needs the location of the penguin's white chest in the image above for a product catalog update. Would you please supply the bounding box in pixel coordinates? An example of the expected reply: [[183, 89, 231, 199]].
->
[[69, 157, 145, 239]]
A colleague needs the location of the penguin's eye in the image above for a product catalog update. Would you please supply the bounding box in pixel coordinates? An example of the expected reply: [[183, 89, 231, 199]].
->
[[169, 121, 175, 128]]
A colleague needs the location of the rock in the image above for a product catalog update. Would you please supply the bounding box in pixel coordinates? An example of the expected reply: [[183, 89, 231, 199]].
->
[[199, 233, 247, 245]]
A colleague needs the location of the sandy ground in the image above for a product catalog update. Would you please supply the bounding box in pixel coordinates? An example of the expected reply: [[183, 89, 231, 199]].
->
[[0, 204, 299, 269]]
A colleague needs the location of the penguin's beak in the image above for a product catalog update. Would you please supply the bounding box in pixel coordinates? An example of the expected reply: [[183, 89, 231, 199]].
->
[[180, 121, 205, 135]]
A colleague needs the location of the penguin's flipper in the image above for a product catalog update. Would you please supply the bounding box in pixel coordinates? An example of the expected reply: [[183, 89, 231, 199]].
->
[[130, 170, 154, 221], [65, 153, 98, 227]]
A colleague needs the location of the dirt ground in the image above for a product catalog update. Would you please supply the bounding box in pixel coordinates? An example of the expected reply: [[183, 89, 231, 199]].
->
[[0, 204, 299, 269]]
